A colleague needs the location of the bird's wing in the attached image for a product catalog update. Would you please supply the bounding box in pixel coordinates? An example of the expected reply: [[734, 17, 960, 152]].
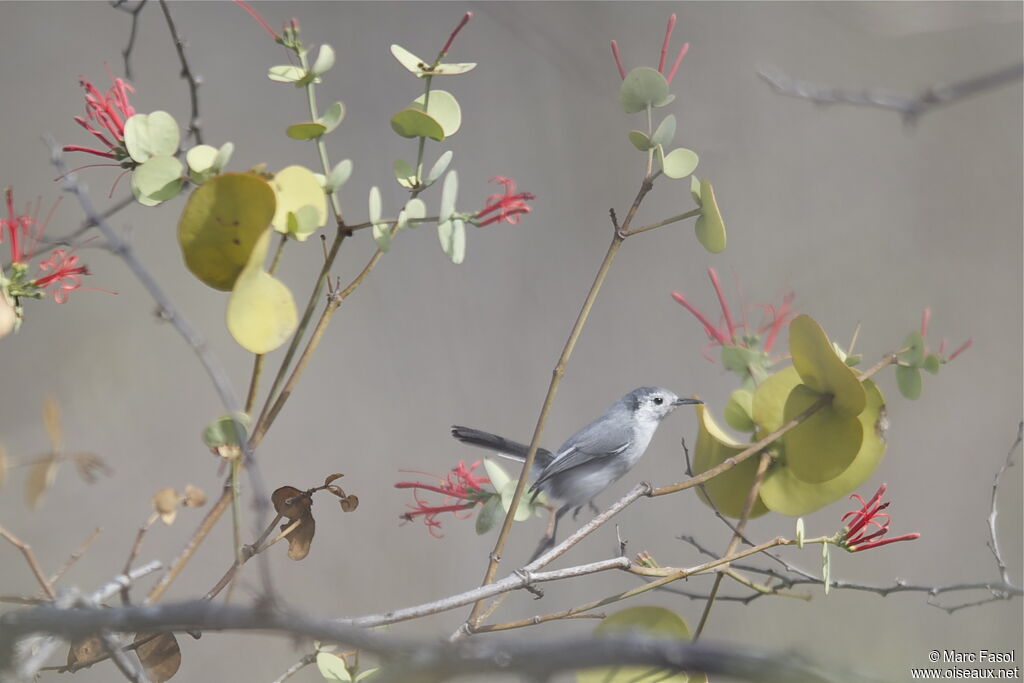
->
[[531, 428, 632, 489]]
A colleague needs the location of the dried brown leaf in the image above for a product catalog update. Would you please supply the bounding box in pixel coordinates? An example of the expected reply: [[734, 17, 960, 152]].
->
[[134, 632, 181, 682], [152, 488, 180, 525], [339, 494, 359, 513], [324, 472, 344, 486], [71, 452, 112, 483], [43, 397, 63, 451], [283, 515, 315, 560], [25, 455, 59, 509], [271, 486, 312, 520], [67, 635, 103, 668], [183, 484, 207, 507]]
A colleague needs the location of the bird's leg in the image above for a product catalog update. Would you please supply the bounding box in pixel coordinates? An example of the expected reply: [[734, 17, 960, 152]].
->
[[529, 504, 569, 563], [588, 501, 600, 516]]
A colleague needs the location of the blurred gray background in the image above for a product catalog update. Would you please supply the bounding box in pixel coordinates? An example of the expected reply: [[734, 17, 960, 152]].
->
[[1, 2, 1021, 681]]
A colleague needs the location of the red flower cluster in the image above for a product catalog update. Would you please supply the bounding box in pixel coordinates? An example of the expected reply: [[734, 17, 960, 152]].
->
[[396, 460, 491, 537], [473, 176, 535, 227], [672, 267, 795, 362], [919, 308, 972, 362], [63, 70, 136, 163], [2, 187, 89, 304], [840, 484, 920, 552], [611, 14, 689, 83]]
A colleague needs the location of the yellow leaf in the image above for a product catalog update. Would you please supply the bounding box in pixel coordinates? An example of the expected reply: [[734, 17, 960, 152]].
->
[[226, 231, 298, 354]]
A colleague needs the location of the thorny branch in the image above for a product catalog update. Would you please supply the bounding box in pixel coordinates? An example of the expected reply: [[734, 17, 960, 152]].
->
[[757, 62, 1023, 124]]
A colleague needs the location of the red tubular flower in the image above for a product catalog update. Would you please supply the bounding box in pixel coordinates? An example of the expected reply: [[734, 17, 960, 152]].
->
[[396, 460, 491, 537], [63, 70, 136, 162], [2, 187, 91, 305], [233, 0, 281, 40], [473, 176, 535, 227], [611, 14, 689, 83], [840, 484, 920, 552], [440, 11, 472, 56]]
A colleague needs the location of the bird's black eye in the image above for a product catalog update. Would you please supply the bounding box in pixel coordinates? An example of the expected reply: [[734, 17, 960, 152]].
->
[[653, 396, 664, 405]]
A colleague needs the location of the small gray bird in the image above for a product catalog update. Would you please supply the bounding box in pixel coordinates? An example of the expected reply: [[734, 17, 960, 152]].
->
[[452, 386, 701, 560]]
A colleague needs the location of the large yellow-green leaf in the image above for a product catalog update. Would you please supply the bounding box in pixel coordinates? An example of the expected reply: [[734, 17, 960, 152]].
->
[[226, 230, 297, 354], [752, 366, 802, 435], [782, 384, 863, 483], [270, 165, 327, 241], [177, 173, 277, 290], [692, 404, 767, 519], [694, 179, 726, 253], [760, 380, 887, 516], [578, 606, 702, 683], [789, 315, 866, 417]]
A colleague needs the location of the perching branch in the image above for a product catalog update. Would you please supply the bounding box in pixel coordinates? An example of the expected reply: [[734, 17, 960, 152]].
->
[[0, 600, 858, 683], [757, 62, 1023, 124]]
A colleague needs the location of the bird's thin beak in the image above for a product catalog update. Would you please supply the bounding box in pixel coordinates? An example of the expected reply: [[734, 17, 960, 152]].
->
[[674, 397, 703, 406]]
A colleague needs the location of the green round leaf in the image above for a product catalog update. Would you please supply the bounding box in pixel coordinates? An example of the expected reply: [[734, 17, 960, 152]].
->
[[286, 122, 328, 140], [131, 156, 183, 206], [752, 366, 802, 435], [661, 148, 699, 179], [177, 173, 277, 290], [896, 365, 923, 400], [124, 111, 180, 163], [438, 218, 466, 264], [499, 480, 532, 521], [619, 66, 672, 114], [311, 44, 336, 76], [482, 458, 513, 491], [390, 108, 445, 141], [628, 130, 652, 151], [789, 315, 866, 417], [268, 65, 305, 83], [578, 606, 693, 683], [316, 652, 351, 681], [923, 354, 941, 375], [475, 495, 501, 534], [650, 114, 677, 148], [270, 165, 327, 241], [425, 150, 453, 186], [202, 412, 250, 451], [431, 62, 477, 75], [396, 198, 427, 231], [368, 186, 382, 224], [318, 101, 346, 133], [327, 159, 353, 192], [692, 404, 768, 519], [393, 159, 417, 189], [227, 230, 298, 354], [694, 179, 726, 253], [782, 384, 863, 483], [900, 330, 926, 367], [690, 175, 702, 205], [439, 169, 458, 220], [186, 145, 219, 175], [390, 44, 427, 75], [759, 380, 887, 516], [724, 389, 755, 432], [412, 89, 462, 138]]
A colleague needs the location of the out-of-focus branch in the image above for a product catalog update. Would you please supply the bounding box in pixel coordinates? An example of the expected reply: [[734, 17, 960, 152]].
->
[[112, 0, 148, 80], [757, 62, 1023, 124], [156, 0, 204, 144], [0, 600, 858, 683]]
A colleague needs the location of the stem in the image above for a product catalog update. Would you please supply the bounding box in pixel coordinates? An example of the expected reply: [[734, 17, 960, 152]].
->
[[0, 526, 56, 600], [625, 207, 701, 237]]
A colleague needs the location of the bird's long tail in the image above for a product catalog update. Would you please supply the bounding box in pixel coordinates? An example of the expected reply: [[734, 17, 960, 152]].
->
[[450, 426, 555, 469]]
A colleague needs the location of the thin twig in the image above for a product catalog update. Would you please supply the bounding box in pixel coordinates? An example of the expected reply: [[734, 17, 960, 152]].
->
[[99, 631, 150, 683], [0, 525, 57, 600], [48, 527, 102, 586], [272, 653, 317, 683], [113, 0, 149, 80], [156, 0, 203, 143], [122, 512, 159, 604], [757, 62, 1024, 125], [987, 421, 1021, 585]]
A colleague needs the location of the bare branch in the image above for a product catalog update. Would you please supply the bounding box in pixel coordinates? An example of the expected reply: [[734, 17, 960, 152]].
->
[[987, 422, 1022, 585], [757, 62, 1023, 124], [156, 0, 204, 144], [112, 0, 148, 80], [0, 600, 860, 683]]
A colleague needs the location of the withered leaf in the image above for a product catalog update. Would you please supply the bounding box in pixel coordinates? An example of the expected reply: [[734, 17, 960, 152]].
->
[[339, 495, 359, 513], [71, 452, 112, 483], [282, 515, 315, 560], [134, 632, 181, 682], [67, 635, 103, 668], [324, 472, 344, 487], [43, 396, 63, 451], [25, 455, 59, 509], [152, 488, 180, 525], [183, 484, 207, 507], [271, 486, 312, 520]]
